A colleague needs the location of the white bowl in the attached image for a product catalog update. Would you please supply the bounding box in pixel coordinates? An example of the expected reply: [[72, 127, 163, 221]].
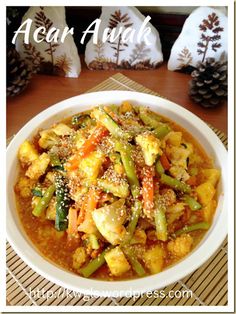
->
[[6, 91, 227, 297]]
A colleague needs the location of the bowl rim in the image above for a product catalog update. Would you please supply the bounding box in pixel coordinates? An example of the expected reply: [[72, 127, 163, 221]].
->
[[6, 90, 227, 297]]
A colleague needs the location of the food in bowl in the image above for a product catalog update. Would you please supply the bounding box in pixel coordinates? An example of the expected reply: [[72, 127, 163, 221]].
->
[[14, 101, 220, 280]]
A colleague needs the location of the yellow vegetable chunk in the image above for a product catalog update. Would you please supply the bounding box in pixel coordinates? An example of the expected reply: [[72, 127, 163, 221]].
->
[[167, 234, 193, 258], [203, 199, 217, 223], [92, 199, 127, 245], [164, 131, 182, 146], [72, 247, 87, 270], [119, 101, 134, 114], [130, 229, 147, 244], [52, 123, 73, 136], [143, 245, 165, 274], [201, 169, 220, 187], [195, 182, 215, 206], [79, 151, 104, 182], [18, 140, 39, 165], [104, 247, 131, 276], [26, 153, 50, 180]]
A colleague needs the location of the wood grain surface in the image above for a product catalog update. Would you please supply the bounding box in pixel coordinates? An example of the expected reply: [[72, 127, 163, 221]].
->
[[7, 61, 227, 138]]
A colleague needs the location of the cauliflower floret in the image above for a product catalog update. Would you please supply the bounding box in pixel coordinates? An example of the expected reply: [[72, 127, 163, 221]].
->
[[18, 140, 39, 165], [164, 131, 182, 147], [26, 153, 50, 180], [73, 247, 87, 270], [15, 176, 35, 198], [136, 133, 162, 166], [167, 234, 193, 258], [169, 166, 190, 182], [166, 202, 185, 225], [105, 247, 131, 276], [160, 189, 176, 207], [92, 199, 127, 245], [38, 129, 59, 149], [166, 146, 191, 169]]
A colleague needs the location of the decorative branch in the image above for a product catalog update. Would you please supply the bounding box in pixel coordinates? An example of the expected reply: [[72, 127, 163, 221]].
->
[[108, 10, 133, 65], [34, 7, 59, 65], [23, 42, 45, 73], [129, 41, 151, 65], [94, 39, 105, 61], [197, 12, 224, 62], [177, 46, 193, 67], [55, 54, 72, 75]]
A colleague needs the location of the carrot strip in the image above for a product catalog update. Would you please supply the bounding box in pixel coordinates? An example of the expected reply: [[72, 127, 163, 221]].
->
[[186, 176, 197, 186], [67, 207, 78, 236], [77, 188, 100, 225], [79, 125, 108, 158], [77, 194, 88, 225], [160, 153, 171, 170], [87, 188, 100, 212], [65, 155, 80, 172], [66, 125, 108, 171], [142, 166, 154, 214]]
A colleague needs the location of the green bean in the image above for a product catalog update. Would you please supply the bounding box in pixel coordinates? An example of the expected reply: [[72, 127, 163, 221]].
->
[[139, 107, 162, 128], [155, 158, 165, 176], [32, 185, 55, 217], [125, 200, 142, 243], [97, 178, 129, 198], [93, 107, 131, 140], [72, 114, 92, 128], [155, 205, 168, 241], [153, 124, 171, 139], [49, 153, 62, 167], [160, 174, 191, 194], [109, 104, 119, 114], [189, 167, 198, 176], [32, 187, 43, 197], [175, 222, 210, 236], [55, 175, 70, 231], [183, 194, 202, 211], [89, 234, 100, 250], [124, 247, 146, 277], [115, 141, 140, 198], [80, 246, 112, 278]]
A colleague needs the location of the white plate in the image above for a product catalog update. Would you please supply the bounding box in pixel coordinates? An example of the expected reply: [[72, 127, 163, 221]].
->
[[6, 91, 227, 297]]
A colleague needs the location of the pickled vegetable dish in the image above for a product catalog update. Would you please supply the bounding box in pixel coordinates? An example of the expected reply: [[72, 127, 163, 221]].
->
[[15, 102, 220, 280]]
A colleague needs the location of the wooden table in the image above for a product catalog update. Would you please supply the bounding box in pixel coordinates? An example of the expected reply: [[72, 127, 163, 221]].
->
[[7, 62, 227, 138]]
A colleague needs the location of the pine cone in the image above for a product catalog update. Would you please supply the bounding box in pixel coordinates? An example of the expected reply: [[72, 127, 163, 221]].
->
[[189, 57, 227, 108], [7, 47, 32, 97]]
